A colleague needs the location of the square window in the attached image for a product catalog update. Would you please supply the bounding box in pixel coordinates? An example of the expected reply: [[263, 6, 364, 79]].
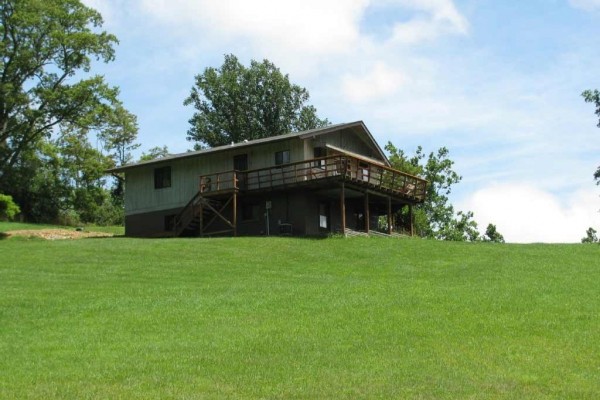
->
[[275, 150, 290, 165], [154, 166, 171, 189]]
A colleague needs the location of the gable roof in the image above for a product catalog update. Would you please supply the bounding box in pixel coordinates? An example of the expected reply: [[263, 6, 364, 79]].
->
[[107, 120, 389, 173]]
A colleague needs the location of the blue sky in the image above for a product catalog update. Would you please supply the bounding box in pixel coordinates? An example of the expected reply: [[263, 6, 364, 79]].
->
[[84, 0, 600, 242]]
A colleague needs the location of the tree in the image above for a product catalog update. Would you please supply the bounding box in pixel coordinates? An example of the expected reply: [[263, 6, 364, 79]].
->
[[139, 145, 169, 162], [386, 142, 502, 242], [0, 0, 132, 182], [98, 105, 139, 207], [57, 128, 113, 223], [0, 0, 138, 224], [184, 54, 329, 149], [5, 139, 68, 222], [581, 90, 600, 184], [98, 105, 140, 168], [581, 227, 599, 244], [386, 143, 463, 239], [483, 223, 505, 243], [439, 210, 480, 242]]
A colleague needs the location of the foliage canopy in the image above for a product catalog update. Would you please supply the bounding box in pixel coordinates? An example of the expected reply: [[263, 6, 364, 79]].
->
[[386, 143, 503, 242], [0, 0, 138, 224], [184, 54, 329, 149], [582, 89, 600, 184]]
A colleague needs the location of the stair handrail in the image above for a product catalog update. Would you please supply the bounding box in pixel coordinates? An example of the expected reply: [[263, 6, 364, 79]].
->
[[173, 191, 202, 236]]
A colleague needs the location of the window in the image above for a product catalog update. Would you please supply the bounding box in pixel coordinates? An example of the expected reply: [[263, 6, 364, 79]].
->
[[233, 154, 248, 171], [275, 150, 290, 165], [313, 147, 327, 169], [154, 166, 171, 189]]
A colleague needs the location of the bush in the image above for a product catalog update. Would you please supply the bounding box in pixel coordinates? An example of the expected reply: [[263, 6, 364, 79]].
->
[[94, 198, 124, 226], [0, 194, 21, 221], [581, 227, 599, 244]]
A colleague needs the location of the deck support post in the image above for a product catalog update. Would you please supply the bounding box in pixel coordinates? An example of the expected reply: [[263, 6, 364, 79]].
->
[[387, 196, 392, 235], [341, 182, 346, 234], [199, 201, 204, 237], [364, 192, 370, 234], [233, 191, 238, 237], [409, 204, 414, 237]]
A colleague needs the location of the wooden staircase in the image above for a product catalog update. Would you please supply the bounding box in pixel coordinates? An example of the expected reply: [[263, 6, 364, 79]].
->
[[172, 192, 236, 237]]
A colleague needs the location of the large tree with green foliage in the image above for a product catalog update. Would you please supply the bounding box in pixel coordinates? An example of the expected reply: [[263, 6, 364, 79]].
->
[[386, 143, 501, 241], [0, 0, 138, 223], [184, 54, 329, 149]]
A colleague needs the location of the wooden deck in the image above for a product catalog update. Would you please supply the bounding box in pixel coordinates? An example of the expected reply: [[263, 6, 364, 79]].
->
[[198, 155, 427, 203]]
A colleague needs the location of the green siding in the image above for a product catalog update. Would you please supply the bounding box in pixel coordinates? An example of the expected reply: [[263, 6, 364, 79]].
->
[[124, 139, 302, 216], [124, 128, 386, 217]]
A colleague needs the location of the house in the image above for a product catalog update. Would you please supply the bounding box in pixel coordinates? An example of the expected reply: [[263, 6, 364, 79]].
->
[[108, 121, 427, 237]]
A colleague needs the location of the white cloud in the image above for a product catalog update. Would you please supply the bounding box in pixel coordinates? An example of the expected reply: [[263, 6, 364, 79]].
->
[[138, 0, 369, 56], [135, 0, 468, 57], [569, 0, 600, 11], [387, 0, 468, 44], [459, 183, 600, 243], [342, 62, 406, 103]]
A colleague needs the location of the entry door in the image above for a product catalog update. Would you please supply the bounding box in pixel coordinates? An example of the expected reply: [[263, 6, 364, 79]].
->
[[319, 202, 330, 232], [233, 154, 248, 189]]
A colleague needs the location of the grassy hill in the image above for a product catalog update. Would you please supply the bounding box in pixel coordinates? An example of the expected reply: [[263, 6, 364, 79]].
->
[[1, 224, 599, 399]]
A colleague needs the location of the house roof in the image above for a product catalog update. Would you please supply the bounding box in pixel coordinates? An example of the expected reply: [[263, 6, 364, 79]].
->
[[107, 120, 390, 173]]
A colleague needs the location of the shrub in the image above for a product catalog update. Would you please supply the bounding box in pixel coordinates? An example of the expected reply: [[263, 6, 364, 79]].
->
[[581, 227, 599, 244], [0, 194, 21, 221]]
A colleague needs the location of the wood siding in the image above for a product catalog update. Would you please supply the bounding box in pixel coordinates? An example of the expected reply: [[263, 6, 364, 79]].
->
[[124, 139, 304, 216], [310, 128, 383, 161]]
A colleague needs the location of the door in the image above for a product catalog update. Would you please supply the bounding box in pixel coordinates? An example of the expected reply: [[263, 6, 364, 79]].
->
[[319, 202, 330, 232], [233, 154, 248, 189]]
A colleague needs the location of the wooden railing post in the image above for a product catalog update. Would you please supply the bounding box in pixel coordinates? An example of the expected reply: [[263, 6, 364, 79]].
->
[[341, 182, 346, 233], [199, 201, 204, 237], [387, 196, 392, 235], [409, 204, 414, 236], [364, 192, 370, 233], [233, 190, 237, 237]]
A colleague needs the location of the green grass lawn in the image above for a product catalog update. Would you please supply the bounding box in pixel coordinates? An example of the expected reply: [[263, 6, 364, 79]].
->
[[1, 231, 599, 399]]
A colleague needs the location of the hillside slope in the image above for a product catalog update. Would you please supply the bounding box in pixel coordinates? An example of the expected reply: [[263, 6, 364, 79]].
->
[[1, 235, 599, 399]]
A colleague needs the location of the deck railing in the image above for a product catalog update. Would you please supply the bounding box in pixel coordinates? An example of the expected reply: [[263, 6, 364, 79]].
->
[[198, 155, 427, 201]]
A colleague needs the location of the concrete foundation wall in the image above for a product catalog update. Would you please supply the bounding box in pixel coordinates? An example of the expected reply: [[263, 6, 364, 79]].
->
[[125, 207, 180, 237]]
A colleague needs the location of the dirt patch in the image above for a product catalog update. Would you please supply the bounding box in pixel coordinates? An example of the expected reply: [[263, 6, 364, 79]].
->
[[4, 229, 113, 240]]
